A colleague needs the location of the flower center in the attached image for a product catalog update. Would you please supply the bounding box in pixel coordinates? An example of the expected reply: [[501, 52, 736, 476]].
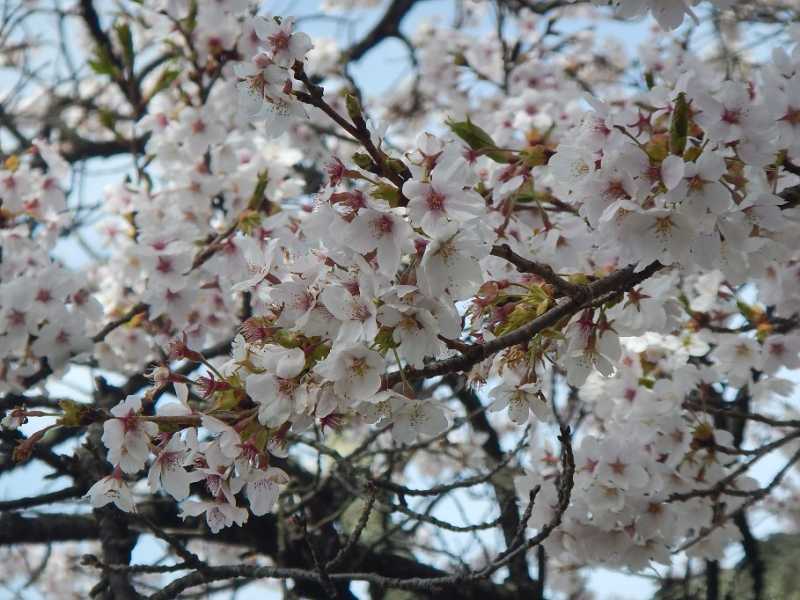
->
[[721, 108, 741, 124], [426, 189, 446, 212], [269, 30, 291, 53], [373, 214, 394, 235]]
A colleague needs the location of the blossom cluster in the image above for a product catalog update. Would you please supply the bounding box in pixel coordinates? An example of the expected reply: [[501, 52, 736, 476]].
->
[[89, 392, 289, 532], [0, 141, 100, 385], [2, 0, 800, 581], [580, 0, 736, 30]]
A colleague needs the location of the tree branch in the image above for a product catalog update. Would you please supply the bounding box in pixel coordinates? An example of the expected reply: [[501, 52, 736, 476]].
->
[[387, 261, 663, 387], [344, 0, 426, 62]]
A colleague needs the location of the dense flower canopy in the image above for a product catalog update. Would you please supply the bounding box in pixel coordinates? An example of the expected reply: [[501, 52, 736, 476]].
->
[[1, 0, 799, 598]]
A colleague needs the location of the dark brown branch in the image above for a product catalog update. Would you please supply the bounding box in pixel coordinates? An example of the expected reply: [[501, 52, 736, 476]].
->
[[91, 302, 148, 343], [326, 489, 376, 570], [0, 504, 528, 599], [496, 0, 571, 14], [480, 425, 574, 574], [446, 374, 534, 587], [79, 0, 123, 73], [369, 434, 522, 497], [300, 516, 341, 599], [779, 183, 800, 210], [784, 160, 800, 177], [0, 513, 98, 545], [705, 560, 720, 600], [0, 101, 30, 147], [61, 134, 148, 163], [0, 485, 82, 511], [536, 546, 546, 599], [0, 429, 74, 475], [93, 504, 142, 599], [734, 512, 764, 600], [147, 565, 325, 600], [490, 242, 585, 297], [293, 63, 408, 193], [344, 0, 425, 62], [0, 393, 64, 412], [387, 261, 663, 387]]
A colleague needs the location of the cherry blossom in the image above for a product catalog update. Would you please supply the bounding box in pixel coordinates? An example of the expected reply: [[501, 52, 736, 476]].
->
[[345, 207, 414, 276], [87, 469, 136, 513], [314, 343, 384, 403], [404, 157, 485, 235], [101, 396, 159, 474], [417, 223, 488, 300], [148, 435, 196, 501], [254, 16, 313, 67], [488, 380, 551, 425], [3, 0, 800, 592], [180, 499, 249, 534], [232, 466, 290, 516], [363, 391, 449, 444]]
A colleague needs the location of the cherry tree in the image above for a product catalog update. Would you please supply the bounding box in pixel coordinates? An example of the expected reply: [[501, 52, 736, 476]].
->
[[1, 0, 800, 598]]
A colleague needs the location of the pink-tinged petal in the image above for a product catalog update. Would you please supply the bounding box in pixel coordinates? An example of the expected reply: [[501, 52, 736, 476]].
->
[[419, 404, 448, 436], [508, 395, 530, 425], [163, 466, 192, 501], [245, 372, 280, 402], [206, 505, 228, 533], [276, 347, 306, 379], [704, 182, 732, 214], [320, 286, 353, 321], [247, 475, 280, 516], [661, 155, 684, 191], [375, 239, 401, 277], [253, 17, 274, 40], [179, 500, 207, 518], [102, 419, 124, 448]]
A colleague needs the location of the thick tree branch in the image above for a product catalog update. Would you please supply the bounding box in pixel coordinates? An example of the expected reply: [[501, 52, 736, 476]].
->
[[491, 242, 585, 297], [0, 513, 98, 545], [0, 485, 82, 511], [446, 374, 535, 591], [387, 260, 664, 387], [344, 0, 426, 62]]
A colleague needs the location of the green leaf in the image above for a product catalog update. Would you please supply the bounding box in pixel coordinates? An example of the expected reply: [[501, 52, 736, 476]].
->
[[115, 22, 134, 69], [445, 116, 511, 163], [88, 46, 119, 77], [736, 300, 755, 322], [149, 68, 179, 98], [58, 400, 85, 427], [345, 93, 362, 124], [669, 92, 689, 156], [539, 328, 566, 341], [274, 329, 301, 349], [371, 182, 400, 207], [523, 284, 550, 306], [494, 297, 551, 336], [214, 388, 242, 411], [247, 170, 269, 211], [637, 377, 655, 389], [98, 108, 116, 131], [352, 152, 376, 171], [373, 327, 398, 355], [307, 342, 331, 366]]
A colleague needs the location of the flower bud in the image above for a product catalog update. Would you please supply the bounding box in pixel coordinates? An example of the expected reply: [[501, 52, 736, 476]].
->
[[670, 92, 689, 156]]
